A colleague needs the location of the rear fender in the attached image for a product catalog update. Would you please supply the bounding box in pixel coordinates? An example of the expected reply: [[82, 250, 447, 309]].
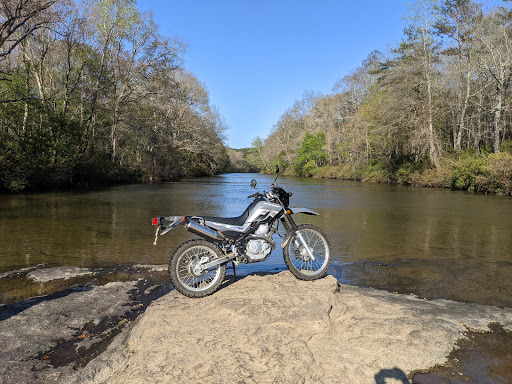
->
[[152, 216, 183, 245]]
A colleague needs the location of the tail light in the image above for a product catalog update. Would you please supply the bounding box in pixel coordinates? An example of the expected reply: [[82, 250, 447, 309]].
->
[[152, 217, 159, 226]]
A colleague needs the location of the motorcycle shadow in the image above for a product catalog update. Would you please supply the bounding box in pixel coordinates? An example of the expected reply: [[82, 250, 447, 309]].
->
[[219, 270, 278, 290], [217, 269, 333, 291]]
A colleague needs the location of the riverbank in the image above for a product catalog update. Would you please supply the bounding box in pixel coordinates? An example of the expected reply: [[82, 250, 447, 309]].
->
[[309, 153, 512, 196], [5, 150, 512, 196], [269, 152, 507, 197], [2, 268, 512, 383]]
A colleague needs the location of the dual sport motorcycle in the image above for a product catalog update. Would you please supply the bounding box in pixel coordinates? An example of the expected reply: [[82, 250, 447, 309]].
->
[[152, 166, 332, 298]]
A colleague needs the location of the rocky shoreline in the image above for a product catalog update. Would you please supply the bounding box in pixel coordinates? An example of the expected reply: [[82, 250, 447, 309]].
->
[[1, 268, 512, 383], [0, 265, 171, 383]]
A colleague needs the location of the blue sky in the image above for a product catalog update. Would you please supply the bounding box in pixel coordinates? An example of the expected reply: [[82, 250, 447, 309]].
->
[[135, 0, 494, 149]]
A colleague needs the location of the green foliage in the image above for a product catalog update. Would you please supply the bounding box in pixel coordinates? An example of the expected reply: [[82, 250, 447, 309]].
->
[[72, 150, 141, 188], [0, 0, 228, 192], [359, 159, 394, 183], [476, 153, 512, 195], [293, 132, 327, 176], [396, 163, 416, 184], [501, 139, 512, 154], [448, 156, 490, 191], [0, 71, 26, 103], [93, 0, 139, 38], [438, 153, 512, 194], [390, 156, 431, 184], [0, 86, 84, 190], [301, 160, 317, 177], [310, 154, 512, 195], [248, 0, 512, 196]]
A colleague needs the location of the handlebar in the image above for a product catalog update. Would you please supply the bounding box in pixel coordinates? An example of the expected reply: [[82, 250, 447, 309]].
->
[[248, 183, 290, 203], [247, 192, 265, 199]]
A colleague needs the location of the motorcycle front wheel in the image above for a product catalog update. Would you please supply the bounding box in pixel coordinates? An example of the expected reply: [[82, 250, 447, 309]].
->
[[283, 224, 332, 280], [168, 239, 226, 298]]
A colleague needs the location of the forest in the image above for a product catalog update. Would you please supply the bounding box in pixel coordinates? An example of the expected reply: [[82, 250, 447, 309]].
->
[[2, 1, 512, 195], [240, 0, 512, 195], [0, 0, 229, 192]]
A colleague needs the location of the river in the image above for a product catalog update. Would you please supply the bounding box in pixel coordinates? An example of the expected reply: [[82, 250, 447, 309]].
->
[[1, 173, 511, 307]]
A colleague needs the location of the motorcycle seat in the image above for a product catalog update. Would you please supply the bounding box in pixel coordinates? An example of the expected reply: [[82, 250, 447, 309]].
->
[[202, 197, 264, 227], [203, 213, 248, 227]]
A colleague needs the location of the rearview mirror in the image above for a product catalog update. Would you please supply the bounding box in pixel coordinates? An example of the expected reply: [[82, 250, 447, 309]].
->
[[275, 165, 280, 175], [250, 179, 257, 188]]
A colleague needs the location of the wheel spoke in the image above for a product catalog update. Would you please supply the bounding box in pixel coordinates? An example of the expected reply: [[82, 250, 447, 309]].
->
[[176, 245, 221, 292], [288, 227, 330, 276]]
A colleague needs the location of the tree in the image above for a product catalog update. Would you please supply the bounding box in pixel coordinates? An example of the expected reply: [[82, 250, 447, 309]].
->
[[263, 92, 319, 171], [0, 0, 57, 62], [435, 0, 481, 152], [404, 0, 442, 167], [0, 0, 229, 191], [474, 5, 512, 153], [331, 51, 385, 165], [294, 132, 327, 176], [249, 136, 268, 170]]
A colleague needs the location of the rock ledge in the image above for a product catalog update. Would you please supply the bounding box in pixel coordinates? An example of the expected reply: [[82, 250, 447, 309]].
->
[[70, 271, 512, 384]]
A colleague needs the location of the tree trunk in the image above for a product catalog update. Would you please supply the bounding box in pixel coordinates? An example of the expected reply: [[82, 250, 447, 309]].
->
[[111, 100, 120, 159], [493, 87, 503, 153], [425, 68, 439, 168], [455, 71, 471, 152], [418, 2, 440, 168]]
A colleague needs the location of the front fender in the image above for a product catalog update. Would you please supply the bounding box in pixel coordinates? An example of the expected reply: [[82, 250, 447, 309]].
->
[[280, 208, 319, 249], [288, 207, 319, 215]]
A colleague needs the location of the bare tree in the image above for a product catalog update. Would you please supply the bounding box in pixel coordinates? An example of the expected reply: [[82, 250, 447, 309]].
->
[[405, 0, 442, 167], [436, 0, 481, 152], [0, 0, 57, 61], [474, 6, 512, 153]]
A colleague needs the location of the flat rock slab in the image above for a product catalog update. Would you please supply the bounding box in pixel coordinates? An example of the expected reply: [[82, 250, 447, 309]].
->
[[28, 266, 97, 282], [0, 281, 140, 384], [132, 264, 167, 272], [70, 271, 512, 384]]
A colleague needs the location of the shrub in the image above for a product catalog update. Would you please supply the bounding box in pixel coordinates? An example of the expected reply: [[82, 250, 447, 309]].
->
[[501, 139, 512, 154], [301, 160, 317, 177], [360, 160, 394, 183], [448, 156, 489, 191], [396, 163, 415, 184], [476, 153, 512, 195]]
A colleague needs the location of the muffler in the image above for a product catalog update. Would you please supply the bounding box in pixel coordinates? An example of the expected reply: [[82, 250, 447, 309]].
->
[[185, 220, 225, 243]]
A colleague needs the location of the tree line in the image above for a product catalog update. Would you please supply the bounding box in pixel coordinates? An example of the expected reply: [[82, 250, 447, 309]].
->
[[242, 0, 512, 195], [0, 0, 228, 192]]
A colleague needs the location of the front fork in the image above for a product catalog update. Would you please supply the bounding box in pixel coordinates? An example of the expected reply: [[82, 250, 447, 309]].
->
[[280, 214, 316, 261]]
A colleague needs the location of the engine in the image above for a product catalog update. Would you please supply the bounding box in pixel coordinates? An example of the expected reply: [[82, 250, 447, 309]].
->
[[245, 224, 273, 261]]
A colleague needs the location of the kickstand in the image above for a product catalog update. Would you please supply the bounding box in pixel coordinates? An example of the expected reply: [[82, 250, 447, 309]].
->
[[232, 261, 237, 281]]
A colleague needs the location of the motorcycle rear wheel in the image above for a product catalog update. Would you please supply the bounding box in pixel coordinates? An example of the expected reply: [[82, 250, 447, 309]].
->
[[168, 239, 226, 298], [283, 224, 332, 280]]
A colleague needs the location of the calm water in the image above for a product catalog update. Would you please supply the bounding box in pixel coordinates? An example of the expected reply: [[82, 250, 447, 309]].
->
[[1, 173, 512, 307]]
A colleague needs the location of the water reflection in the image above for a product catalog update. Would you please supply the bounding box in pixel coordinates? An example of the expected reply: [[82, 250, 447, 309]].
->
[[1, 174, 511, 307]]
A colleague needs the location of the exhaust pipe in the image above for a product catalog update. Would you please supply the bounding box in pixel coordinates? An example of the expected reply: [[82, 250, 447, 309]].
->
[[185, 220, 225, 243]]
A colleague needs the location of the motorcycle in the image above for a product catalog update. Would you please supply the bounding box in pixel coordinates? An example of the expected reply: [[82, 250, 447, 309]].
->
[[151, 166, 332, 298]]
